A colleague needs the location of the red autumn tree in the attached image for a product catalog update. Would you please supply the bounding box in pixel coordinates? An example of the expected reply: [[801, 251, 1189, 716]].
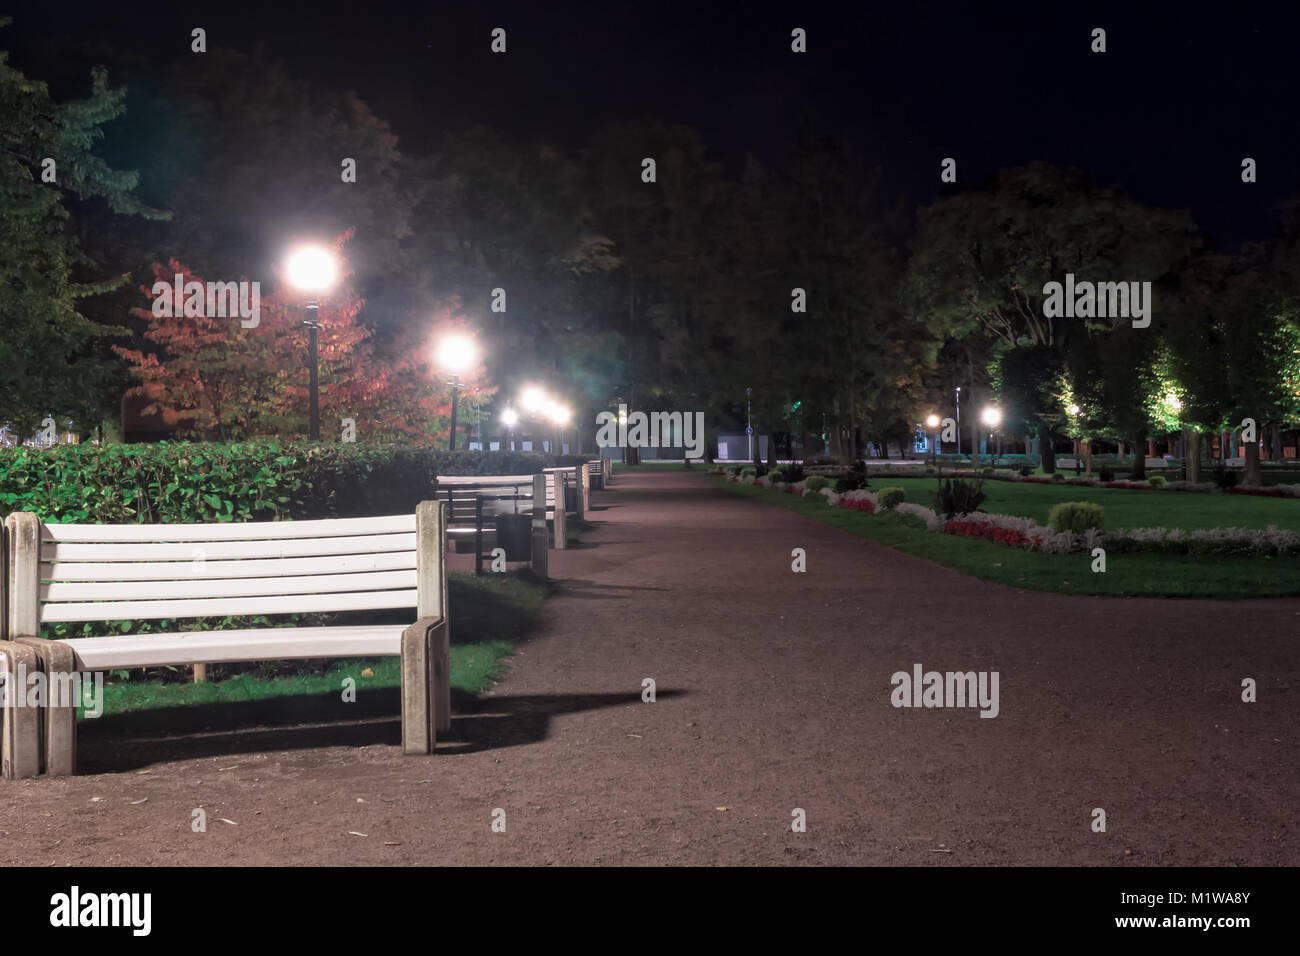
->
[[118, 233, 495, 442], [346, 297, 496, 444]]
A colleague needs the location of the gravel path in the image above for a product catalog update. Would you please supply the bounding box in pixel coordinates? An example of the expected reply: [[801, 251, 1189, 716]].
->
[[1, 468, 1295, 865]]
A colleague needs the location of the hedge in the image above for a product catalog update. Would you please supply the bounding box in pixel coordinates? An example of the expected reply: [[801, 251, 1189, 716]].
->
[[0, 441, 557, 524]]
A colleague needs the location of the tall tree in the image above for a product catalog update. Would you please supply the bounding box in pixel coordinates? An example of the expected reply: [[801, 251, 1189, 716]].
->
[[0, 18, 166, 434]]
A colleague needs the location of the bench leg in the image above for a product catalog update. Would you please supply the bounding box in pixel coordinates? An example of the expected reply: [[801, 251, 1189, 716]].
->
[[15, 638, 77, 776], [401, 618, 448, 755], [433, 623, 450, 734], [0, 641, 42, 780]]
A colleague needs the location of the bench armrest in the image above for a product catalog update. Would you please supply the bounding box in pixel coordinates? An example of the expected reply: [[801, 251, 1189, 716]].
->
[[400, 616, 449, 754]]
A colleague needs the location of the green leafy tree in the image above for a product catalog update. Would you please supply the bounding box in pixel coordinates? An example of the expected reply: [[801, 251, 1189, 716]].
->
[[0, 18, 166, 435]]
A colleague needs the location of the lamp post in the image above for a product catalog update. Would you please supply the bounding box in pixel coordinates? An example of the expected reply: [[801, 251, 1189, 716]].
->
[[285, 245, 339, 440], [955, 386, 962, 456], [436, 334, 477, 451], [926, 414, 941, 468], [501, 407, 519, 452], [746, 386, 753, 462], [981, 406, 1002, 463]]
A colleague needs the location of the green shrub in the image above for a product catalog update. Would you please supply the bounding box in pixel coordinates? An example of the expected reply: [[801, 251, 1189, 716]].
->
[[1019, 465, 1033, 477], [981, 466, 995, 477], [767, 468, 788, 484], [1213, 465, 1239, 489], [723, 464, 740, 476], [740, 466, 757, 478], [1048, 500, 1106, 534], [1148, 474, 1167, 487], [804, 475, 829, 491], [834, 464, 869, 493], [932, 477, 986, 519], [1051, 472, 1065, 482], [924, 466, 936, 475], [0, 441, 555, 525], [877, 486, 905, 510]]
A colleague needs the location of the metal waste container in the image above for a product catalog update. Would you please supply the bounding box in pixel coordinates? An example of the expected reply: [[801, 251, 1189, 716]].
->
[[495, 513, 532, 561]]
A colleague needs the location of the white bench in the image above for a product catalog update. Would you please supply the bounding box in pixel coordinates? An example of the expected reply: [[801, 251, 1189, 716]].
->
[[434, 473, 551, 567], [438, 471, 580, 553], [0, 503, 449, 779]]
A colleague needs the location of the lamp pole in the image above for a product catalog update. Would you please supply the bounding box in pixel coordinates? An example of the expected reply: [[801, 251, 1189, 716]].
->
[[955, 386, 961, 456], [746, 386, 753, 462], [448, 373, 461, 451], [306, 301, 320, 440]]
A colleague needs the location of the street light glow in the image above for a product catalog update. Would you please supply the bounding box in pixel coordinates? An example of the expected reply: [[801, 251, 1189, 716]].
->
[[436, 334, 477, 373], [521, 386, 546, 413], [981, 406, 1002, 427], [285, 245, 338, 293], [1068, 404, 1081, 416], [500, 407, 519, 428], [925, 414, 941, 428]]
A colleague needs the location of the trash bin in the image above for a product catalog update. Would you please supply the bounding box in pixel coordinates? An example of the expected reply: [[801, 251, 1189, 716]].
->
[[590, 468, 604, 491], [563, 484, 578, 513], [495, 513, 532, 562]]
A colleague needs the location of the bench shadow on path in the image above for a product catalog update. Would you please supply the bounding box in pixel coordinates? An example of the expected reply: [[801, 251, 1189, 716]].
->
[[76, 688, 686, 773]]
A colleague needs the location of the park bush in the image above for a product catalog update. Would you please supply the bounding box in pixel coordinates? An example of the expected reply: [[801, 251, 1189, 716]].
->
[[1048, 500, 1106, 534], [1148, 474, 1167, 487], [740, 465, 758, 478], [804, 475, 829, 491], [766, 467, 788, 484], [877, 486, 905, 510], [932, 477, 986, 519], [1213, 465, 1239, 489], [834, 463, 869, 493], [1019, 465, 1033, 477], [0, 441, 554, 524], [1051, 472, 1066, 482]]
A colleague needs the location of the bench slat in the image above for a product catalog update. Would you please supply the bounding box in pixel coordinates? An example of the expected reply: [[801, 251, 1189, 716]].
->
[[61, 624, 407, 669], [42, 532, 417, 563], [40, 514, 416, 542], [41, 552, 418, 582], [42, 569, 418, 603], [41, 588, 418, 623]]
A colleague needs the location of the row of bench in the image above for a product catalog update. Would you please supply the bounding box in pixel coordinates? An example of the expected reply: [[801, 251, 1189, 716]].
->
[[0, 458, 614, 779], [437, 459, 611, 574]]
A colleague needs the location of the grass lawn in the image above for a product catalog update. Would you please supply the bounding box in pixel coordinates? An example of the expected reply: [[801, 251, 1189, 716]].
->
[[714, 477, 1300, 598], [871, 476, 1300, 533], [83, 570, 547, 719]]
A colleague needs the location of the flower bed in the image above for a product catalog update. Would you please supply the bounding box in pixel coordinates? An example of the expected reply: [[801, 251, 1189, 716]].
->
[[733, 471, 1300, 557], [944, 518, 1034, 549], [838, 496, 876, 513]]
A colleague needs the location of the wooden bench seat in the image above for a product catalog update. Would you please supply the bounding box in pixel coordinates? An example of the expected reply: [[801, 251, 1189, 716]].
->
[[1, 503, 450, 779], [59, 624, 409, 670]]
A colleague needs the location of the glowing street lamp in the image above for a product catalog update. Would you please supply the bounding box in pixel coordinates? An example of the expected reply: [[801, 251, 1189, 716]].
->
[[981, 406, 1002, 461], [521, 386, 545, 411], [1068, 404, 1081, 417], [500, 407, 519, 451], [925, 413, 941, 467], [436, 333, 478, 451], [285, 244, 339, 440]]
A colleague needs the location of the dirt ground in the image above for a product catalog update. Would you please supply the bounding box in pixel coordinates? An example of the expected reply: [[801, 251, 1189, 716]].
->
[[1, 469, 1296, 865]]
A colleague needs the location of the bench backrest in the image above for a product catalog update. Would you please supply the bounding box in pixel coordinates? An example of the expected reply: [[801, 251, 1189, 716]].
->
[[6, 507, 445, 634], [437, 473, 559, 514]]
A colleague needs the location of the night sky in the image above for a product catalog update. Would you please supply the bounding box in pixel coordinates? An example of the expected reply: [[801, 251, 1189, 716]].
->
[[7, 0, 1299, 246]]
